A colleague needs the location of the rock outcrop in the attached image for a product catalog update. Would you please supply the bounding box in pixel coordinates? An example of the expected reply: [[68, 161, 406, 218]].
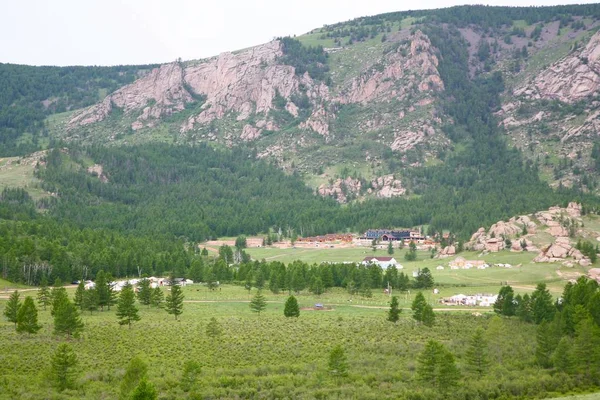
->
[[515, 31, 600, 103], [437, 245, 456, 258], [337, 31, 444, 104], [70, 63, 194, 130], [533, 236, 590, 265], [317, 177, 362, 204], [369, 175, 406, 198]]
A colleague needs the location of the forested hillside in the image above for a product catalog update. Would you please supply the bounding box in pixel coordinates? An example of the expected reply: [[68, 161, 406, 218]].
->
[[0, 63, 154, 156]]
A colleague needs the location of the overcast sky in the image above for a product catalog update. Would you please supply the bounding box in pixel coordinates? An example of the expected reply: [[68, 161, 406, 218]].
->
[[1, 0, 598, 66]]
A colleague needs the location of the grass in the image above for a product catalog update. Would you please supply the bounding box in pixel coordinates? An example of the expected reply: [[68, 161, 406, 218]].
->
[[0, 282, 598, 399], [0, 156, 49, 201]]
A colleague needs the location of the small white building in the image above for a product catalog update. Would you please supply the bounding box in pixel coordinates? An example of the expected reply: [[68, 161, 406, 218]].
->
[[362, 256, 399, 270]]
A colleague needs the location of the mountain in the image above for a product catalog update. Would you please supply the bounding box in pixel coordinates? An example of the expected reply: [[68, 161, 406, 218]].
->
[[2, 4, 600, 243]]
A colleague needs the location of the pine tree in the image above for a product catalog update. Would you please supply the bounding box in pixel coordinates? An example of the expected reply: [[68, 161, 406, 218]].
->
[[50, 343, 78, 391], [181, 361, 202, 393], [310, 276, 325, 295], [254, 269, 265, 290], [269, 272, 280, 294], [553, 336, 573, 373], [51, 286, 69, 317], [73, 281, 85, 310], [516, 293, 532, 323], [165, 283, 184, 320], [130, 379, 158, 400], [82, 288, 99, 315], [105, 272, 118, 311], [116, 283, 140, 328], [137, 277, 152, 307], [120, 356, 148, 399], [421, 303, 436, 327], [411, 291, 427, 323], [150, 287, 164, 308], [284, 295, 300, 318], [531, 283, 556, 324], [387, 241, 394, 255], [3, 290, 21, 329], [250, 290, 267, 315], [206, 317, 223, 338], [53, 300, 84, 339], [387, 296, 401, 323], [535, 321, 556, 368], [573, 318, 600, 378], [37, 276, 51, 311], [417, 340, 460, 391], [465, 328, 489, 376], [16, 296, 41, 335], [494, 285, 515, 316], [328, 344, 348, 377]]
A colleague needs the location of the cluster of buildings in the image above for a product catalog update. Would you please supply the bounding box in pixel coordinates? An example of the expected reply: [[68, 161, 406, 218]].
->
[[83, 277, 193, 292], [440, 293, 498, 307]]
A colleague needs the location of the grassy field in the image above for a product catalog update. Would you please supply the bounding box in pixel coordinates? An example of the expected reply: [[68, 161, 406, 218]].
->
[[1, 283, 598, 399], [0, 156, 48, 201]]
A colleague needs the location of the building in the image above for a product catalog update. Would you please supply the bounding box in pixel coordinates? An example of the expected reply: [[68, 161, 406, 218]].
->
[[362, 256, 401, 269], [363, 230, 411, 241]]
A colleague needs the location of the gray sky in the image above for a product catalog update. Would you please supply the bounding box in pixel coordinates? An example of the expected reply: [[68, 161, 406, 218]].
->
[[1, 0, 598, 66]]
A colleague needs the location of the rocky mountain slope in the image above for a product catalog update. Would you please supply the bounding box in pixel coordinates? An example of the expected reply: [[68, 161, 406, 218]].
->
[[11, 5, 600, 205]]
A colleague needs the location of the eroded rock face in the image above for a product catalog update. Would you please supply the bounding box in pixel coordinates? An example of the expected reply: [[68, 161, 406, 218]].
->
[[317, 177, 362, 204], [438, 245, 456, 258], [337, 31, 444, 104], [70, 63, 194, 130], [515, 31, 600, 103], [370, 175, 406, 198]]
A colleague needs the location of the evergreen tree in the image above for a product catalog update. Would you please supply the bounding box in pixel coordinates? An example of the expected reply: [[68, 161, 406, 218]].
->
[[291, 269, 306, 294], [254, 269, 265, 290], [137, 277, 152, 307], [465, 328, 489, 376], [553, 336, 573, 373], [181, 360, 202, 393], [250, 290, 267, 315], [573, 318, 600, 378], [73, 281, 85, 310], [37, 276, 51, 311], [206, 317, 223, 338], [414, 267, 434, 289], [51, 285, 69, 317], [328, 344, 348, 378], [269, 272, 280, 294], [95, 271, 109, 311], [50, 343, 78, 391], [150, 287, 164, 308], [130, 379, 158, 400], [516, 293, 532, 323], [531, 283, 556, 324], [387, 296, 401, 323], [404, 241, 417, 261], [53, 300, 84, 339], [165, 283, 184, 320], [535, 321, 556, 368], [421, 303, 436, 327], [16, 296, 41, 334], [116, 283, 140, 328], [284, 295, 300, 318], [310, 276, 325, 295], [82, 288, 99, 315], [494, 285, 515, 316], [417, 340, 459, 391], [3, 290, 21, 328], [411, 291, 428, 323], [387, 241, 394, 255], [120, 356, 148, 399]]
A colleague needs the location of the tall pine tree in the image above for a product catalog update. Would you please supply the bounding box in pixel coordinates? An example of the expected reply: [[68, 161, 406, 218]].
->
[[116, 283, 140, 328], [16, 296, 41, 335]]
